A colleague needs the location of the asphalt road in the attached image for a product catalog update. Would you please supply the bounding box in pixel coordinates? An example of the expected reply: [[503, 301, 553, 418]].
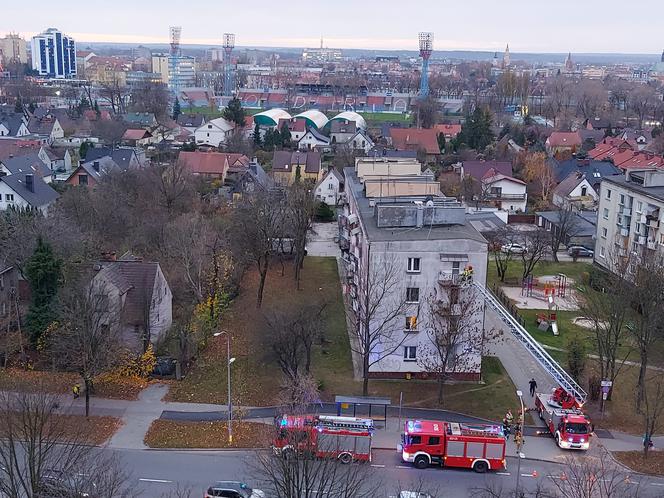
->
[[112, 448, 664, 497]]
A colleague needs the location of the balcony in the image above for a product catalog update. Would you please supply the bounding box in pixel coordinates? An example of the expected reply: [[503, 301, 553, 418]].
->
[[620, 206, 632, 216], [648, 217, 660, 230], [620, 228, 630, 237], [638, 235, 647, 245], [484, 192, 527, 200], [438, 272, 473, 287], [648, 239, 657, 250]]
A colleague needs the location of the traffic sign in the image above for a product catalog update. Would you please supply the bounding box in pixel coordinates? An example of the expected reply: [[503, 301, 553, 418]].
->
[[601, 380, 613, 387]]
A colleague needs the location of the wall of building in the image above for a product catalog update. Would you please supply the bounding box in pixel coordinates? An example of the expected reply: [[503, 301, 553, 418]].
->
[[364, 180, 439, 198], [355, 159, 421, 181]]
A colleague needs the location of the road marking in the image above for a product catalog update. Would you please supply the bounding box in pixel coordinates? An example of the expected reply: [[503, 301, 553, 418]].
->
[[520, 473, 534, 477], [139, 478, 173, 484], [497, 472, 511, 476], [651, 483, 664, 486], [370, 464, 386, 468], [396, 465, 412, 469]]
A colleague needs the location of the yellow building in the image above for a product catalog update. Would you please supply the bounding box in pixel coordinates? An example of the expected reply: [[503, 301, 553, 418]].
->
[[271, 151, 322, 186], [151, 54, 170, 84]]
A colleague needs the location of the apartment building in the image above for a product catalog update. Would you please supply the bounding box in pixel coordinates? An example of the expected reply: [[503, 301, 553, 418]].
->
[[594, 169, 664, 273], [340, 165, 488, 380], [31, 28, 76, 79]]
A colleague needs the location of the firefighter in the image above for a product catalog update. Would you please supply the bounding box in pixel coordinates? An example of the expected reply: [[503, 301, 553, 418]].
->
[[505, 409, 514, 426], [514, 431, 524, 453], [72, 384, 81, 399]]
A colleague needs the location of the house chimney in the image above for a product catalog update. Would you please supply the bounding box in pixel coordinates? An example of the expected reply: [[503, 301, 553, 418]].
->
[[25, 174, 34, 193], [93, 161, 100, 172]]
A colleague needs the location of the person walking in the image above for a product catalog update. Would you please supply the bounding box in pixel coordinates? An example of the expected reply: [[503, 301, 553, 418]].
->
[[72, 384, 80, 399], [529, 378, 538, 397]]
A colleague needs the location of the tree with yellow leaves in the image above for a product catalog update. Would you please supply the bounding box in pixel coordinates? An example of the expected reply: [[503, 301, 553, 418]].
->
[[523, 152, 555, 207]]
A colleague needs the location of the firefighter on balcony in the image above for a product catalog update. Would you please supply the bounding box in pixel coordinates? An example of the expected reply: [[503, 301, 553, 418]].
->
[[460, 265, 474, 283]]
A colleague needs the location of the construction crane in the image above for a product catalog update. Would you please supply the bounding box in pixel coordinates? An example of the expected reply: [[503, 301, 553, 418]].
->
[[418, 32, 433, 98], [223, 33, 235, 97]]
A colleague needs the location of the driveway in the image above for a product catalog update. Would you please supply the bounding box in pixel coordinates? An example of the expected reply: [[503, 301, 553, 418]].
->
[[307, 222, 340, 257]]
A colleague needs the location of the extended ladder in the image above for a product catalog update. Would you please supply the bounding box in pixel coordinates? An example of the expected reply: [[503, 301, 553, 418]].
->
[[473, 283, 587, 405]]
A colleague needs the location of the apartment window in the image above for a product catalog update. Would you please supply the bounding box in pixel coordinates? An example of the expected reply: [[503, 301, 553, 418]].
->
[[403, 346, 417, 361], [407, 257, 421, 273], [208, 124, 212, 129], [78, 174, 88, 186], [620, 194, 625, 205], [632, 242, 639, 252], [5, 194, 14, 202], [452, 261, 460, 276], [406, 287, 420, 303], [606, 189, 612, 200], [601, 227, 608, 239], [637, 201, 643, 213], [405, 316, 418, 331], [328, 183, 334, 190], [600, 246, 605, 258], [603, 208, 609, 220]]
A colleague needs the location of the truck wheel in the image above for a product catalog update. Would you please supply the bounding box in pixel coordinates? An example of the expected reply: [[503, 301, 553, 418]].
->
[[413, 455, 429, 469], [473, 461, 489, 473], [538, 408, 544, 420], [338, 453, 353, 464]]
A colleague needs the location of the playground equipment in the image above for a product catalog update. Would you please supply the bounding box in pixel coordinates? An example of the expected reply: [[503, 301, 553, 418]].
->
[[522, 274, 568, 336]]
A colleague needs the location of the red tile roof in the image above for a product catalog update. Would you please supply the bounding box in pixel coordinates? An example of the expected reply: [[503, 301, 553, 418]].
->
[[434, 124, 462, 138], [546, 131, 582, 148], [278, 118, 306, 133], [390, 128, 441, 155], [122, 129, 151, 140], [178, 151, 249, 176], [0, 139, 42, 161]]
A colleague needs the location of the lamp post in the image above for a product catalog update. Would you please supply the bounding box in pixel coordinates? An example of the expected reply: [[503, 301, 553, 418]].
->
[[515, 389, 525, 498], [213, 331, 235, 444]]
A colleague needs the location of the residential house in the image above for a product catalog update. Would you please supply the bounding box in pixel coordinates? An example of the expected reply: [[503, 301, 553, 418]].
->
[[389, 127, 441, 161], [0, 153, 53, 183], [230, 162, 274, 200], [594, 170, 664, 274], [178, 151, 249, 182], [434, 123, 462, 141], [585, 117, 614, 132], [194, 117, 235, 147], [355, 156, 423, 180], [549, 157, 621, 191], [277, 118, 306, 142], [272, 151, 322, 186], [0, 112, 29, 138], [314, 168, 345, 205], [123, 112, 157, 128], [176, 114, 206, 135], [66, 156, 119, 187], [480, 169, 527, 212], [545, 131, 582, 156], [459, 160, 513, 182], [297, 128, 331, 152], [84, 147, 144, 170], [92, 253, 173, 353], [330, 120, 357, 145], [590, 137, 664, 171], [552, 172, 598, 209], [0, 173, 59, 213], [122, 129, 153, 147], [26, 116, 64, 145], [366, 147, 418, 160], [537, 210, 598, 250], [340, 165, 487, 379], [620, 129, 652, 150], [0, 139, 43, 161]]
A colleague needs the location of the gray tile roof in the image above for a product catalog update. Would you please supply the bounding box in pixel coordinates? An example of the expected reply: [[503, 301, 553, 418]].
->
[[1, 153, 51, 179], [0, 174, 59, 208]]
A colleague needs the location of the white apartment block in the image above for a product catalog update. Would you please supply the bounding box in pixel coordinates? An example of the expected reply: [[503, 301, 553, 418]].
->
[[340, 166, 488, 380], [595, 169, 664, 273]]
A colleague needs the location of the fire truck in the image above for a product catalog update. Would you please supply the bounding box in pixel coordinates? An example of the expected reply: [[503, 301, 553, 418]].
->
[[534, 387, 592, 450], [273, 415, 374, 463], [399, 420, 506, 473]]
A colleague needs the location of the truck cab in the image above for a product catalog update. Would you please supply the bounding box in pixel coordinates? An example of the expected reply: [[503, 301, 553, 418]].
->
[[535, 390, 592, 450], [554, 415, 591, 450]]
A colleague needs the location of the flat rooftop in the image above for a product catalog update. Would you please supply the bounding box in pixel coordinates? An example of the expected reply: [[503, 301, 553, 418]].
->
[[344, 167, 486, 244], [603, 173, 664, 203]]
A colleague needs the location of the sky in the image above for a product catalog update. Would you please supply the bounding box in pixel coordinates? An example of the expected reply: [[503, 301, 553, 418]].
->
[[3, 0, 664, 54]]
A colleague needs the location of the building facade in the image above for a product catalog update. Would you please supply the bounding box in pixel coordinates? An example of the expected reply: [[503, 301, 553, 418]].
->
[[0, 34, 28, 65], [341, 166, 488, 380], [594, 170, 664, 273], [31, 28, 76, 79]]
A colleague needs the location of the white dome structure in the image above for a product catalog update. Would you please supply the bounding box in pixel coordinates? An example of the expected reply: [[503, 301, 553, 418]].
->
[[294, 109, 329, 130], [254, 108, 292, 127], [330, 111, 367, 131]]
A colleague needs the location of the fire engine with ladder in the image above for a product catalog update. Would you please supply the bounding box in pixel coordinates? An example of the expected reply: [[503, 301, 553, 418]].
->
[[535, 387, 592, 450], [273, 415, 374, 463], [399, 420, 506, 473]]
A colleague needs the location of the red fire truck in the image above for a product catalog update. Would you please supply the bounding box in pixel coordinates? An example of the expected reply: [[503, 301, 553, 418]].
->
[[273, 415, 374, 463], [534, 387, 592, 450], [400, 420, 506, 473]]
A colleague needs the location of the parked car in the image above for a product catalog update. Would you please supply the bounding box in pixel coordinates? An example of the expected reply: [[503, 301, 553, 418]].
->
[[204, 481, 265, 498], [501, 243, 527, 254], [39, 470, 96, 497], [567, 246, 594, 258]]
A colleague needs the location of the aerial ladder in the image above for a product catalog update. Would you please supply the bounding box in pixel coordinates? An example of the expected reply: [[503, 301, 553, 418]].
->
[[473, 282, 587, 406]]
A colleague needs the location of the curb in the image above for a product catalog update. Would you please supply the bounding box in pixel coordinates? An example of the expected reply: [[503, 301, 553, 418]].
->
[[145, 446, 269, 452], [598, 439, 664, 478]]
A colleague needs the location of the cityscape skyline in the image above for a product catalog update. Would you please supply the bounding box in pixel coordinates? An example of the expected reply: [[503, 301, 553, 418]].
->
[[2, 0, 664, 54]]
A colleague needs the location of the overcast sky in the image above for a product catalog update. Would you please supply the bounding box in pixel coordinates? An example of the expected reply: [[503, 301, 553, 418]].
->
[[3, 0, 663, 54]]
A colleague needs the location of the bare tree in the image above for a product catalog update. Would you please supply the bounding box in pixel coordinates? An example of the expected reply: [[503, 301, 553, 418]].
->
[[151, 160, 195, 213], [520, 228, 549, 280], [642, 372, 664, 457], [630, 85, 656, 129], [575, 80, 607, 120], [631, 251, 664, 412], [549, 207, 580, 262], [486, 227, 518, 283], [419, 283, 486, 405], [523, 152, 556, 206], [0, 390, 135, 498], [285, 181, 317, 288], [232, 191, 284, 307], [350, 253, 409, 395], [51, 280, 126, 417]]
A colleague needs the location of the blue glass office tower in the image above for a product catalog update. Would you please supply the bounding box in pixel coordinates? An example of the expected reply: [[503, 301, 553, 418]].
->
[[31, 28, 76, 79]]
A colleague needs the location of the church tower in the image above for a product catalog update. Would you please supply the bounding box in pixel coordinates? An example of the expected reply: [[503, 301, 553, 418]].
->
[[565, 52, 574, 72], [661, 49, 664, 62], [492, 52, 499, 67], [503, 44, 511, 68]]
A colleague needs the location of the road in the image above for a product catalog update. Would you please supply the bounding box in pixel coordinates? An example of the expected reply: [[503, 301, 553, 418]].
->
[[114, 448, 664, 497]]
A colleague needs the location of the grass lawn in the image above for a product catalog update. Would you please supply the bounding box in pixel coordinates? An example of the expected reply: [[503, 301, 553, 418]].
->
[[613, 451, 664, 475], [144, 420, 273, 449], [0, 368, 148, 400], [487, 258, 593, 288], [57, 415, 122, 445], [167, 257, 520, 420], [357, 112, 411, 124]]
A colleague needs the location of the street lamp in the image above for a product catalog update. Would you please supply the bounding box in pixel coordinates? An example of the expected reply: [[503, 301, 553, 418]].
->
[[213, 331, 235, 444], [515, 390, 525, 498]]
